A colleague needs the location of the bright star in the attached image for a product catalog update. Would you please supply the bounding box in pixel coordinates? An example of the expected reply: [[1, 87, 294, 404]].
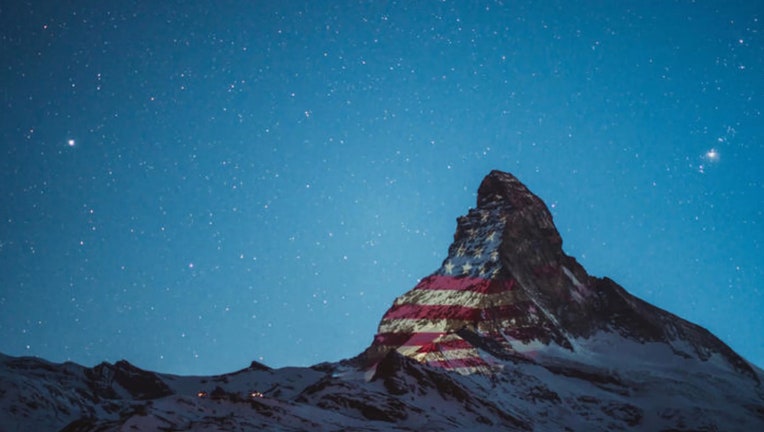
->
[[698, 148, 721, 173], [67, 139, 76, 147], [705, 148, 719, 162]]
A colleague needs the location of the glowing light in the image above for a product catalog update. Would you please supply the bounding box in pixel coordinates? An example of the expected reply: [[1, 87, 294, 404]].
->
[[705, 148, 720, 162], [698, 148, 721, 174], [67, 139, 76, 147]]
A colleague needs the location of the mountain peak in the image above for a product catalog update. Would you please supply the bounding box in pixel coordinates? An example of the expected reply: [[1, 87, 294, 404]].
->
[[362, 170, 582, 373], [364, 170, 757, 380], [477, 170, 542, 209]]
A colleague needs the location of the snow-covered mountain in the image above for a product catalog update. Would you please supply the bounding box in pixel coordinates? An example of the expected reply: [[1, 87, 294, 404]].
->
[[2, 170, 763, 431]]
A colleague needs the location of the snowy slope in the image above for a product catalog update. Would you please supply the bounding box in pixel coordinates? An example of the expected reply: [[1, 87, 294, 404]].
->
[[1, 343, 762, 431]]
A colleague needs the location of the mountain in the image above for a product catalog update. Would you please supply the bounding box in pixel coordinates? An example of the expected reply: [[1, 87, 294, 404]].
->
[[362, 171, 758, 379], [2, 170, 762, 431]]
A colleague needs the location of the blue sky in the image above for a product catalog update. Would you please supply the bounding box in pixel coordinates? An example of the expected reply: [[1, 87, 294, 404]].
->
[[1, 1, 762, 375]]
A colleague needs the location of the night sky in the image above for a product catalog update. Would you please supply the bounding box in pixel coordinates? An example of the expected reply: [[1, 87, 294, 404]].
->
[[1, 1, 762, 376]]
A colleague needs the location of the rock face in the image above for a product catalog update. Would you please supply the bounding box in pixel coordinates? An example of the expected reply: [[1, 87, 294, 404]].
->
[[1, 170, 763, 431], [365, 170, 579, 374], [364, 170, 757, 379]]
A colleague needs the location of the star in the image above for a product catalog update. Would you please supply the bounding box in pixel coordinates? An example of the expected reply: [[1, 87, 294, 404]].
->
[[456, 245, 466, 257], [444, 261, 455, 274], [479, 265, 488, 278], [473, 247, 483, 259], [462, 263, 472, 274], [705, 148, 720, 162], [490, 251, 499, 262]]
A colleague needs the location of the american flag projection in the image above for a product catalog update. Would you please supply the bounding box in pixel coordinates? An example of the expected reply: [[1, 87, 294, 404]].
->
[[370, 201, 548, 374], [366, 171, 596, 375]]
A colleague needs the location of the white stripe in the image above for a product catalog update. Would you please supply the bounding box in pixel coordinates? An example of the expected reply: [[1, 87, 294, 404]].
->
[[395, 345, 423, 357], [378, 318, 473, 334], [393, 289, 525, 308], [415, 348, 479, 362]]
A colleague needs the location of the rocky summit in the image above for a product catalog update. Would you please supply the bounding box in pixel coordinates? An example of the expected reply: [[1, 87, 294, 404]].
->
[[363, 170, 757, 380], [2, 170, 763, 431]]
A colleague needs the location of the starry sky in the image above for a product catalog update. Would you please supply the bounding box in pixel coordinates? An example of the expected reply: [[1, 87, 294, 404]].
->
[[1, 1, 762, 375]]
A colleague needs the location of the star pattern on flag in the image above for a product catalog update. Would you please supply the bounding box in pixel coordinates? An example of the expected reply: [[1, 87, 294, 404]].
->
[[373, 200, 533, 375], [444, 261, 455, 274], [462, 263, 473, 274], [437, 205, 505, 279]]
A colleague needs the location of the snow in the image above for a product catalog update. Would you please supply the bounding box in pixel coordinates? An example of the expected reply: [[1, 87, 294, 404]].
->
[[2, 333, 763, 431]]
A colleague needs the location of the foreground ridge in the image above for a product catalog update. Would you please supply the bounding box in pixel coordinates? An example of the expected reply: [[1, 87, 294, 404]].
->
[[1, 170, 762, 431]]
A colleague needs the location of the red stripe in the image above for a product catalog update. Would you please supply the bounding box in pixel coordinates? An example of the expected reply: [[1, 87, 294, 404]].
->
[[383, 301, 529, 322], [373, 332, 411, 346], [402, 332, 445, 346], [413, 275, 516, 294], [426, 357, 489, 369], [414, 275, 491, 292], [384, 304, 481, 320], [417, 339, 474, 353], [432, 338, 473, 350]]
